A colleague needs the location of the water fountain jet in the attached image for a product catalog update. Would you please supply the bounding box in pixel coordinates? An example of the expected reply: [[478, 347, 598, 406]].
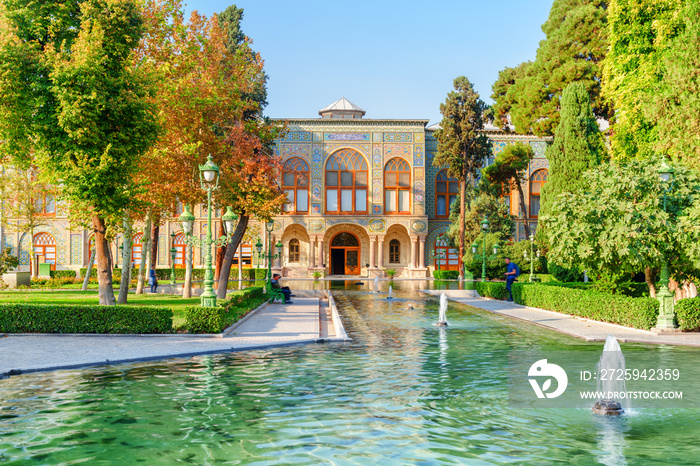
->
[[373, 276, 379, 294], [387, 286, 394, 300], [435, 293, 448, 326], [592, 335, 626, 416]]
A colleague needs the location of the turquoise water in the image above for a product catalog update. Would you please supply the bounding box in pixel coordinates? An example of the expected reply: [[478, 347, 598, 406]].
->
[[1, 283, 699, 464]]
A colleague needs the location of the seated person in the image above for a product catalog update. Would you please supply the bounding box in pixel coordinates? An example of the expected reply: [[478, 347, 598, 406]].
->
[[271, 273, 293, 304]]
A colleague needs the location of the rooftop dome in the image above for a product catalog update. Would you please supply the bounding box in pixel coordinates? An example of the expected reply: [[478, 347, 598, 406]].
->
[[319, 97, 365, 119]]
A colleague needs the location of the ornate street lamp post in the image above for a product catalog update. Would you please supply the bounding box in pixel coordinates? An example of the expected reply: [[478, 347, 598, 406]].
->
[[655, 161, 677, 329], [255, 221, 283, 288], [523, 234, 540, 282], [177, 155, 238, 307], [471, 216, 500, 282], [169, 232, 176, 285]]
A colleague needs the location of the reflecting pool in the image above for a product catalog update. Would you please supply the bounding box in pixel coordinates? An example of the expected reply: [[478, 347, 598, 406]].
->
[[1, 282, 699, 464]]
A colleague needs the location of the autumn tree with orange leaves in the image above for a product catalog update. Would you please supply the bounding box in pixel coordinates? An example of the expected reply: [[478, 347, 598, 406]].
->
[[132, 0, 285, 298]]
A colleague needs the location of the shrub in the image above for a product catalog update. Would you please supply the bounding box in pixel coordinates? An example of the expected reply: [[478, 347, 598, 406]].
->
[[675, 298, 700, 331], [385, 269, 397, 278], [49, 270, 77, 279], [0, 304, 173, 334], [433, 270, 459, 279], [537, 274, 556, 283], [475, 281, 507, 300], [518, 284, 659, 330], [548, 264, 583, 282], [185, 287, 264, 333]]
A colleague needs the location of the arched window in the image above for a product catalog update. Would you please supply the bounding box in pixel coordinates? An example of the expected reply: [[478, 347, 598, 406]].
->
[[529, 169, 548, 218], [435, 170, 459, 218], [384, 158, 411, 214], [283, 157, 310, 214], [34, 232, 56, 267], [389, 239, 400, 263], [435, 234, 458, 271], [325, 149, 368, 214], [173, 232, 186, 268], [34, 194, 56, 216], [131, 232, 143, 264], [289, 239, 300, 263]]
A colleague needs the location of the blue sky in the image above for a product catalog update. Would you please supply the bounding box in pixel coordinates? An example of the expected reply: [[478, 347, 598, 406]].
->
[[183, 1, 553, 125]]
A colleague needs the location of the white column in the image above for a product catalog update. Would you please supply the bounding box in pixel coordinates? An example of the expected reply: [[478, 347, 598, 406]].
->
[[310, 237, 316, 268], [369, 236, 376, 268], [410, 237, 417, 269], [419, 237, 425, 268], [377, 238, 384, 268], [317, 237, 324, 268]]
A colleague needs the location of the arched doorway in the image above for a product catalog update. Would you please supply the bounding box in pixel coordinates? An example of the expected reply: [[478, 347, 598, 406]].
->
[[173, 232, 186, 268], [34, 232, 56, 271], [330, 232, 360, 275]]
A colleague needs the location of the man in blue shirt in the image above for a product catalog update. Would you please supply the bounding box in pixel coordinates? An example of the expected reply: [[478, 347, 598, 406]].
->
[[504, 257, 517, 302]]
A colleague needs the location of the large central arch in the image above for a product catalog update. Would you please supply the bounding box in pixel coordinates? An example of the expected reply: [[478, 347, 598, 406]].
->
[[330, 232, 360, 275]]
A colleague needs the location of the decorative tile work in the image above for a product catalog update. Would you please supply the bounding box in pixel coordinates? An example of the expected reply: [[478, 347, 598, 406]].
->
[[312, 183, 322, 202], [373, 205, 381, 214], [18, 225, 67, 267], [414, 180, 425, 203], [369, 219, 386, 232], [158, 235, 166, 265], [324, 133, 370, 141], [425, 151, 435, 167], [312, 168, 322, 178], [309, 219, 324, 232], [414, 133, 424, 143], [426, 222, 451, 264], [283, 131, 312, 141], [425, 137, 438, 151], [373, 179, 382, 204], [282, 144, 311, 158], [372, 145, 382, 168], [384, 144, 411, 162], [273, 220, 282, 231], [313, 132, 322, 142], [383, 133, 413, 143], [529, 158, 549, 173], [326, 218, 369, 227], [412, 221, 427, 233], [414, 167, 424, 179], [324, 143, 371, 158], [312, 146, 323, 167], [373, 133, 382, 142], [312, 204, 321, 215], [372, 169, 382, 178], [71, 234, 82, 265], [413, 144, 424, 167], [530, 141, 547, 158], [425, 163, 440, 219], [3, 235, 14, 255]]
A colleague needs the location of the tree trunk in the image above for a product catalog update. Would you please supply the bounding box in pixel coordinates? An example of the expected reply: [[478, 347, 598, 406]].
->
[[117, 213, 131, 304], [215, 222, 226, 281], [216, 215, 249, 299], [515, 179, 530, 239], [135, 210, 152, 294], [92, 214, 116, 305], [151, 213, 160, 269], [182, 242, 193, 298], [143, 226, 153, 291], [238, 244, 243, 290], [81, 248, 95, 291], [644, 266, 657, 298], [458, 173, 466, 281]]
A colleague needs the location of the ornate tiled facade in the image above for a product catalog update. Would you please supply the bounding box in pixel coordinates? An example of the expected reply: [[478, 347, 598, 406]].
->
[[0, 99, 549, 277]]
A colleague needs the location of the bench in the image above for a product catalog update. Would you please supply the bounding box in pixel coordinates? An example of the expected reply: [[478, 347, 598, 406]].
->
[[265, 282, 286, 303]]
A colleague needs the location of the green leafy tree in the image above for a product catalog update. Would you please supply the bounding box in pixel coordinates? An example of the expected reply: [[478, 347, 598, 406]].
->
[[0, 0, 159, 305], [491, 0, 609, 136], [481, 142, 534, 238], [433, 76, 491, 279], [543, 159, 700, 296], [650, 0, 700, 170], [603, 0, 684, 160], [540, 82, 605, 227]]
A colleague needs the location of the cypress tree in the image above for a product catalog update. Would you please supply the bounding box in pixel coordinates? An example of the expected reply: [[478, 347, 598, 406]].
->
[[540, 82, 605, 220]]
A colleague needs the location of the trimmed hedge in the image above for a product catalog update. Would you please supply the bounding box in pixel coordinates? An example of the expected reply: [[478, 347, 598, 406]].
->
[[0, 304, 173, 334], [79, 267, 267, 281], [676, 298, 700, 331], [433, 270, 459, 280], [474, 282, 659, 330], [50, 270, 77, 279], [185, 286, 265, 333]]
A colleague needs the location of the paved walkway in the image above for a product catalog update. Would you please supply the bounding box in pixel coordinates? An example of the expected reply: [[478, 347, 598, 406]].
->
[[0, 297, 346, 377], [424, 290, 700, 347]]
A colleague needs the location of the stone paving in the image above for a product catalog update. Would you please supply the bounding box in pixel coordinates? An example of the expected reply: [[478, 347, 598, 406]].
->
[[424, 290, 700, 347], [0, 298, 329, 377]]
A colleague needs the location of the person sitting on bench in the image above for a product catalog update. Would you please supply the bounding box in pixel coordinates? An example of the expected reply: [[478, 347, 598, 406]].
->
[[271, 273, 293, 304]]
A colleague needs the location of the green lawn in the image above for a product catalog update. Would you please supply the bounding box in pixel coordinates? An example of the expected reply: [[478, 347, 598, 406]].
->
[[0, 290, 201, 328]]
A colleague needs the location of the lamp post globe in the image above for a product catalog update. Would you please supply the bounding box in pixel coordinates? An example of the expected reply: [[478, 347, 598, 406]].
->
[[222, 206, 237, 236]]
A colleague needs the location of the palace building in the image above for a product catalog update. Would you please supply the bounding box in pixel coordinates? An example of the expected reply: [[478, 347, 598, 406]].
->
[[2, 98, 550, 278]]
